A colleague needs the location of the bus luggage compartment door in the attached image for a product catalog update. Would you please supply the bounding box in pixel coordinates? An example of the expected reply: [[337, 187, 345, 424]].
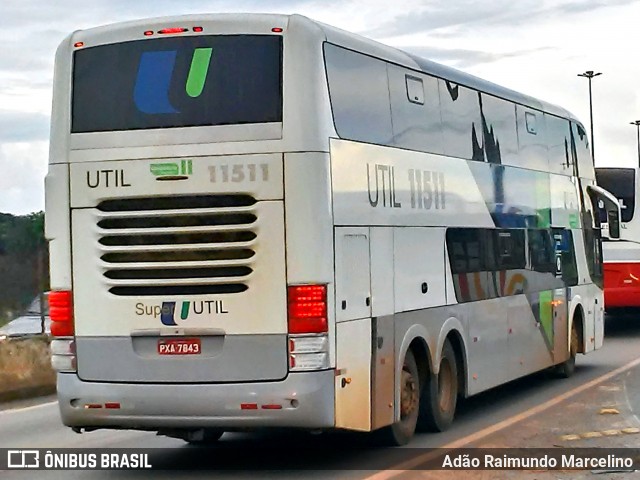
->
[[334, 227, 374, 431]]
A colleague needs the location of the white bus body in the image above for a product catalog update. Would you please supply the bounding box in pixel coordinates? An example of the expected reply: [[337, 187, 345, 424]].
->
[[45, 14, 618, 445]]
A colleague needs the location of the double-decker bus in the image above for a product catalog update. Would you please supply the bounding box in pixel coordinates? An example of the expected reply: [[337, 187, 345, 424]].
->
[[595, 167, 640, 311], [45, 13, 620, 446]]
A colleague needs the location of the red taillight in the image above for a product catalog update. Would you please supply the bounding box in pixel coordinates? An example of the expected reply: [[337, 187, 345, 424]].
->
[[158, 27, 188, 35], [49, 290, 74, 337], [271, 27, 283, 33], [143, 30, 154, 36], [193, 26, 204, 32], [74, 42, 84, 48], [287, 285, 327, 334]]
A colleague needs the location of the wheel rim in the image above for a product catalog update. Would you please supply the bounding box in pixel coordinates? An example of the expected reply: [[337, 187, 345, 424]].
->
[[400, 365, 418, 419], [438, 358, 454, 413]]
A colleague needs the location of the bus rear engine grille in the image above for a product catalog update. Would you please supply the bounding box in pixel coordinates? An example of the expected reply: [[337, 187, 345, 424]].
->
[[96, 195, 257, 297]]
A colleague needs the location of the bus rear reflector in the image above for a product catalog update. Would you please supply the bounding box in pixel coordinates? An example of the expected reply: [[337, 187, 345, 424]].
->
[[287, 285, 327, 334], [49, 290, 74, 337]]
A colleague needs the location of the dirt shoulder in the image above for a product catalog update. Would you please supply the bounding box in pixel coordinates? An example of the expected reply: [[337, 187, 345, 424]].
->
[[0, 336, 56, 403]]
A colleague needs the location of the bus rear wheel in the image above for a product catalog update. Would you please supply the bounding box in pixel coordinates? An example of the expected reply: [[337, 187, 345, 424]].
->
[[417, 339, 458, 432], [374, 349, 420, 446], [185, 428, 225, 445], [554, 319, 579, 378]]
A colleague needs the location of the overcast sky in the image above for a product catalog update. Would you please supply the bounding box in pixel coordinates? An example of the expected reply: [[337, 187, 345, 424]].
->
[[1, 0, 639, 215]]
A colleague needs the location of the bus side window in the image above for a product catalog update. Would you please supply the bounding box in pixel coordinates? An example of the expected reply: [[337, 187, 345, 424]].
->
[[571, 122, 595, 181], [545, 115, 573, 176], [516, 107, 549, 173], [447, 228, 485, 275], [324, 44, 393, 145], [494, 230, 526, 271], [552, 229, 579, 286], [387, 66, 444, 154], [446, 228, 491, 302], [477, 94, 519, 166], [528, 229, 555, 274], [439, 81, 483, 161]]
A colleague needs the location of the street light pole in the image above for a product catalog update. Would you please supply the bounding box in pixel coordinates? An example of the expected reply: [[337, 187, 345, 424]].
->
[[631, 120, 640, 168], [577, 70, 602, 161]]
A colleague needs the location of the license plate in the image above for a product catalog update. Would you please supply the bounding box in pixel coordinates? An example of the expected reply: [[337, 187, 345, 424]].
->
[[158, 338, 201, 355]]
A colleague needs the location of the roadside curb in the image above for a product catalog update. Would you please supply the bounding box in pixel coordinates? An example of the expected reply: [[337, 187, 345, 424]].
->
[[0, 385, 56, 404]]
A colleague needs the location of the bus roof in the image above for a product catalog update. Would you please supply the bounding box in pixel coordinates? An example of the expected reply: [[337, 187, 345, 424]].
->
[[312, 16, 578, 123], [68, 12, 580, 124]]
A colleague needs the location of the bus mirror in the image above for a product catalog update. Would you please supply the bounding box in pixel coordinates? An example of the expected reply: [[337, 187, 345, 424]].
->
[[587, 184, 621, 240], [607, 210, 620, 239]]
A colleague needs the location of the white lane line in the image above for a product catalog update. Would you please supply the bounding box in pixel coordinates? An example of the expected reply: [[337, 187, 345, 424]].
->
[[364, 355, 640, 480], [0, 400, 58, 415]]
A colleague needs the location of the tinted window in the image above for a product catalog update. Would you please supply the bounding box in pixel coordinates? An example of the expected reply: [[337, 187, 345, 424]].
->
[[479, 94, 518, 166], [72, 35, 282, 133], [595, 168, 635, 223], [439, 81, 482, 160], [528, 229, 555, 273], [494, 230, 526, 270], [388, 66, 443, 153], [546, 115, 573, 176], [516, 106, 549, 172], [447, 227, 576, 302], [447, 228, 486, 274], [571, 122, 595, 180], [552, 228, 578, 287], [324, 44, 393, 144]]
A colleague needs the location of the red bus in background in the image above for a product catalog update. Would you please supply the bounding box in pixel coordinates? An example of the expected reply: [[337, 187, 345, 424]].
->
[[595, 168, 640, 310]]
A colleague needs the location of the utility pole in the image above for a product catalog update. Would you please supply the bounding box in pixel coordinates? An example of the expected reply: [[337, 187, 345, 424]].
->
[[631, 120, 640, 168]]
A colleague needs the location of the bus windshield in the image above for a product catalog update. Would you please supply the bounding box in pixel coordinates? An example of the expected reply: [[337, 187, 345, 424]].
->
[[72, 34, 282, 133], [595, 168, 635, 223]]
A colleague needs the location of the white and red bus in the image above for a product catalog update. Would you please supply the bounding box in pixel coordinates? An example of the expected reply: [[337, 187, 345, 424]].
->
[[595, 167, 640, 310]]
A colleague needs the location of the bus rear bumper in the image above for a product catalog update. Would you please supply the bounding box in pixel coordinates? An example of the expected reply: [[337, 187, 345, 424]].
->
[[57, 370, 335, 430], [605, 287, 640, 309]]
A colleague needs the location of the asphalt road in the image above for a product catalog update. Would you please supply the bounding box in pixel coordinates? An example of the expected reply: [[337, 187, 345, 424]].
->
[[2, 314, 640, 478]]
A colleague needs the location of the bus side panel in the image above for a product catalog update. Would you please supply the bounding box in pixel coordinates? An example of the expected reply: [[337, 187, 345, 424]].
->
[[335, 317, 372, 431], [44, 163, 72, 290]]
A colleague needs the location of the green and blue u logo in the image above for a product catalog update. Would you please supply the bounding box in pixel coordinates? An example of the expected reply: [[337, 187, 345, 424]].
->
[[133, 48, 212, 114]]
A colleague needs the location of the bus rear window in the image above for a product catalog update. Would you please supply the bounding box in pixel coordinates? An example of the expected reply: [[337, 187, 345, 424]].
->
[[72, 35, 282, 133]]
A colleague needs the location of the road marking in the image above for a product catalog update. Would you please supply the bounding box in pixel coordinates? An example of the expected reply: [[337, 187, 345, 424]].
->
[[365, 355, 640, 480], [0, 400, 57, 415]]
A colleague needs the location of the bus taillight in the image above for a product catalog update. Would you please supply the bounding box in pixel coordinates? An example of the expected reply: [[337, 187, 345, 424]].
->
[[49, 290, 74, 337], [288, 285, 329, 371], [287, 285, 327, 334]]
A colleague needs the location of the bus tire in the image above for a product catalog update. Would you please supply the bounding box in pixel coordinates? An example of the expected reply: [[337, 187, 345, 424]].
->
[[374, 349, 420, 446], [554, 319, 578, 378], [417, 339, 458, 432], [185, 429, 225, 445]]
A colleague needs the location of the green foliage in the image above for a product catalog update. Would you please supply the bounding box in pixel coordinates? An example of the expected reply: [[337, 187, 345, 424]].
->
[[0, 211, 48, 325]]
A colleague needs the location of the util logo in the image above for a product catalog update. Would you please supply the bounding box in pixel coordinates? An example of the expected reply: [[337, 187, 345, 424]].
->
[[134, 48, 212, 114], [160, 301, 228, 326], [160, 302, 187, 326]]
